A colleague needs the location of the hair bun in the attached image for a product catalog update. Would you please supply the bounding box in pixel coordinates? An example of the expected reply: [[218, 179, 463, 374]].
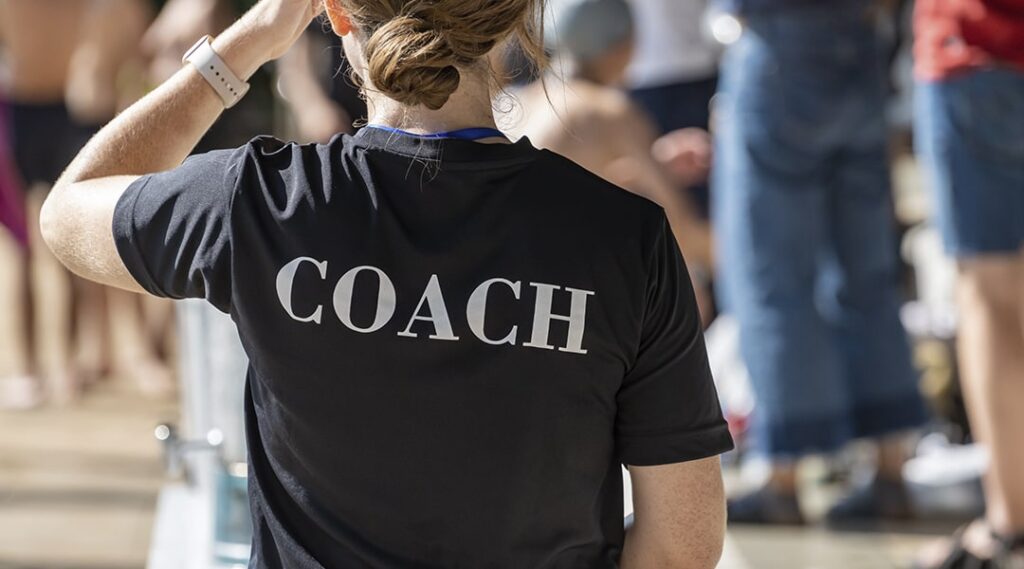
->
[[364, 15, 463, 110], [349, 0, 547, 110]]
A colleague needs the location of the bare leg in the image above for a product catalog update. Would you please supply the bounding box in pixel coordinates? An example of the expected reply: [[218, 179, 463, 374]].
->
[[768, 462, 799, 494], [958, 255, 1024, 535], [109, 290, 175, 397], [24, 188, 78, 404], [0, 234, 43, 409], [71, 275, 111, 384], [876, 435, 910, 481], [11, 249, 35, 377], [917, 255, 1024, 566]]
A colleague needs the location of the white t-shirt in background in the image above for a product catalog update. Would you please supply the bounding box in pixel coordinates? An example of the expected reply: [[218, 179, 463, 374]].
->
[[626, 0, 722, 89]]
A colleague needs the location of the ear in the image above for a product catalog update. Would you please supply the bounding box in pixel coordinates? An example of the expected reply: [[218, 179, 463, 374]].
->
[[324, 0, 354, 36]]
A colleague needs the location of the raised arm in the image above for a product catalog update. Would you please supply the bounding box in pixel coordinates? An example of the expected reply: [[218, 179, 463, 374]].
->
[[39, 0, 321, 292], [621, 457, 727, 569]]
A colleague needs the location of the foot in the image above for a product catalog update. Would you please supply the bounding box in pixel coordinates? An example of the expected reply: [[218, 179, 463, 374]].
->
[[129, 358, 176, 400], [914, 520, 1024, 569], [727, 486, 805, 525], [825, 475, 913, 525], [48, 370, 83, 407], [0, 375, 44, 410]]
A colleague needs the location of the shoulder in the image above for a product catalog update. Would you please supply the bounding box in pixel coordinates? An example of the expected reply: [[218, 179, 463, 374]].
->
[[561, 83, 653, 144], [226, 135, 339, 215], [236, 135, 326, 166], [535, 148, 666, 230]]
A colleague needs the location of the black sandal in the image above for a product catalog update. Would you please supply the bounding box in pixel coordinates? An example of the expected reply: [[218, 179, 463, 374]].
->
[[933, 524, 987, 569], [920, 523, 1024, 569], [990, 530, 1024, 567]]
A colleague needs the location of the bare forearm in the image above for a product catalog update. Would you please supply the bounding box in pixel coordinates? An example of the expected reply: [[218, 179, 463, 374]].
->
[[58, 7, 276, 185], [621, 458, 727, 569], [621, 528, 723, 569]]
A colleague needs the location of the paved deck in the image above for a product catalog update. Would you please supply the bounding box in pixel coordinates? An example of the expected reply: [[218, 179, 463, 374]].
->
[[0, 380, 174, 569]]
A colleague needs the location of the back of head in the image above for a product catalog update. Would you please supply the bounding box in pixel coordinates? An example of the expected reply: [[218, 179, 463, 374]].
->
[[545, 0, 633, 63], [341, 0, 547, 110]]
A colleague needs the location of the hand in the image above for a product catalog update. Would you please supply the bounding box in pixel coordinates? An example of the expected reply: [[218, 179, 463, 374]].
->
[[142, 0, 222, 83], [248, 0, 326, 61], [652, 128, 713, 188], [210, 0, 325, 80]]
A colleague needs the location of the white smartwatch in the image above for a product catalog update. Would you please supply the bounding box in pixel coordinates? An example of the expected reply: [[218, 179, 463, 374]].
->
[[183, 35, 250, 109]]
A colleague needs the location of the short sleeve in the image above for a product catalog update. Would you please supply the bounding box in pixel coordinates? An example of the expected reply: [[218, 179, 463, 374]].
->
[[616, 215, 734, 466], [112, 147, 246, 313]]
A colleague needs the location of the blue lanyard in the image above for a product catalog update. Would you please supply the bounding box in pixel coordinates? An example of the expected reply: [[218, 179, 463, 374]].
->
[[365, 124, 506, 141]]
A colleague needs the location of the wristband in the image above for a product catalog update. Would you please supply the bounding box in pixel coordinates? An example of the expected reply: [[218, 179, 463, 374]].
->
[[183, 35, 250, 109]]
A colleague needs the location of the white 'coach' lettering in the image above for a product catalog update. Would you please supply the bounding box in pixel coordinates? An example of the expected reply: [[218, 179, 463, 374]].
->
[[276, 257, 327, 324], [398, 274, 459, 341], [332, 265, 397, 333], [522, 283, 595, 355], [467, 278, 521, 345], [275, 259, 595, 355]]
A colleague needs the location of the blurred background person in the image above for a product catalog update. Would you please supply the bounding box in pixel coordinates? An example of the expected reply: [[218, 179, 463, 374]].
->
[[712, 0, 929, 524], [0, 0, 150, 406], [0, 93, 31, 407], [625, 0, 718, 220], [913, 0, 1024, 566], [511, 0, 715, 323], [69, 0, 178, 398], [1, 0, 88, 407], [278, 23, 367, 141]]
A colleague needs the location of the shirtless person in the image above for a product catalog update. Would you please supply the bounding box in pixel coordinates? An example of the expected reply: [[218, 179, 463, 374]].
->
[[0, 0, 148, 405], [510, 0, 714, 321]]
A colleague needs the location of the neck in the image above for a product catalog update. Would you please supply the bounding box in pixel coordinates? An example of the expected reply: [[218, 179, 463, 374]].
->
[[365, 71, 498, 135], [575, 62, 617, 87]]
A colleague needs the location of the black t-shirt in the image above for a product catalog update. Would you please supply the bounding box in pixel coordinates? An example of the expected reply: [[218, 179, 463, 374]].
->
[[113, 128, 733, 568]]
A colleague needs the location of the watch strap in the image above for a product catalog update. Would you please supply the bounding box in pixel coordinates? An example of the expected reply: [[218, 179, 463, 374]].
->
[[183, 35, 250, 109]]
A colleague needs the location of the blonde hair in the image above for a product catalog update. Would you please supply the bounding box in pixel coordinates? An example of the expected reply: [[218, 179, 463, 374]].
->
[[340, 0, 547, 110]]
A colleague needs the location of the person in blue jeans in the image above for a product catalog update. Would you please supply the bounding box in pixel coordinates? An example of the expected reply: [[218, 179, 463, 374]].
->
[[712, 0, 928, 524]]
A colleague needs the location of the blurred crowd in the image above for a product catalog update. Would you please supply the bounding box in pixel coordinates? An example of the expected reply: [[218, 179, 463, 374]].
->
[[1, 0, 1023, 565], [0, 0, 368, 410]]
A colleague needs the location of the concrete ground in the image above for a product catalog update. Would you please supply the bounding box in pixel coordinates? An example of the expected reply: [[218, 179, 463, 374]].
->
[[0, 380, 175, 569], [0, 222, 178, 569]]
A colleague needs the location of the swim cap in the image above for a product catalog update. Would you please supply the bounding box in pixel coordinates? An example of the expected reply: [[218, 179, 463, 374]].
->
[[546, 0, 634, 62]]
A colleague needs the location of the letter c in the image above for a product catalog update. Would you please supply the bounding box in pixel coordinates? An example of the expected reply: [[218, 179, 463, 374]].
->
[[276, 257, 328, 324], [467, 278, 521, 345]]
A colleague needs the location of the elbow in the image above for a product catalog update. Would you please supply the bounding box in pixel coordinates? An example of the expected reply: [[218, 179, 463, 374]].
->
[[652, 530, 725, 569], [664, 545, 723, 569], [692, 541, 724, 569]]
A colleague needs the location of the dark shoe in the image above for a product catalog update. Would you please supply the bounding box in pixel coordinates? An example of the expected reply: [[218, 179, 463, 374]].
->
[[825, 475, 913, 525], [913, 521, 1024, 569], [727, 486, 805, 525]]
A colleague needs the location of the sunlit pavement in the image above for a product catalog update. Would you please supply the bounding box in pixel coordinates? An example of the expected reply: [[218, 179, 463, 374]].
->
[[723, 526, 940, 569], [0, 380, 175, 569]]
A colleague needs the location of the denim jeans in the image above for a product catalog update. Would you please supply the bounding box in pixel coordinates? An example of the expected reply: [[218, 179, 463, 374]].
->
[[711, 3, 927, 457], [915, 68, 1024, 257]]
